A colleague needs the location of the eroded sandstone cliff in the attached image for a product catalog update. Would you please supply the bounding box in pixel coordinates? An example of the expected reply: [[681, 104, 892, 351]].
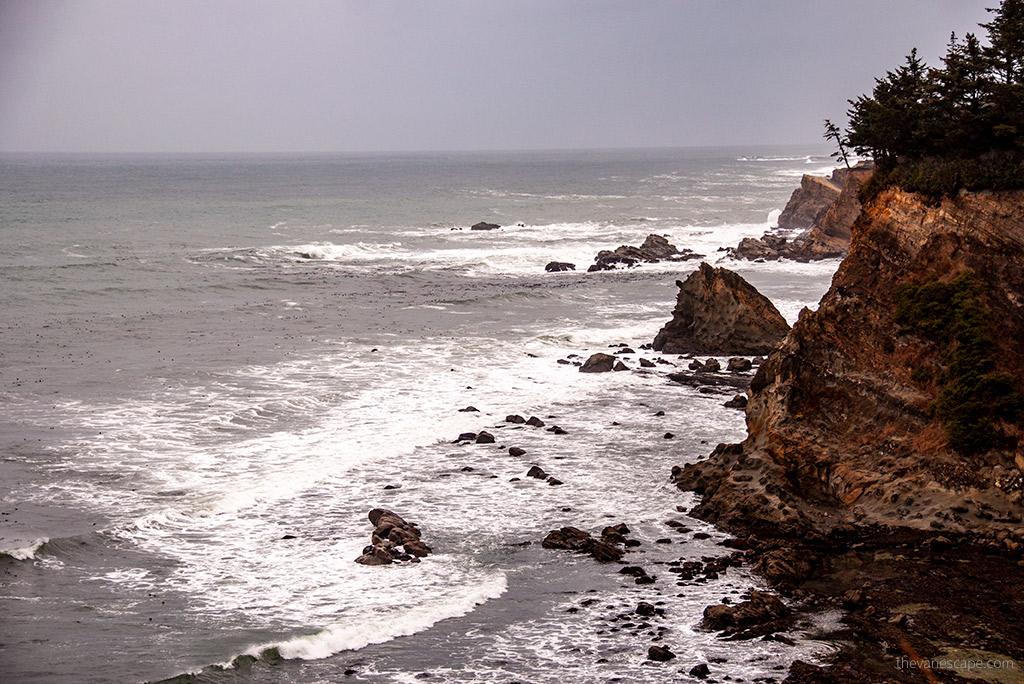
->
[[676, 188, 1024, 544]]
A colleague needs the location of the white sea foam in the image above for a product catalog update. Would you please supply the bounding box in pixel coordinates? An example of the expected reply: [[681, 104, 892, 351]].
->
[[0, 537, 48, 561], [258, 572, 507, 661]]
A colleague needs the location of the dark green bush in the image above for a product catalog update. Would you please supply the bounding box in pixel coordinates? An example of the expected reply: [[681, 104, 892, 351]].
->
[[895, 271, 1024, 454]]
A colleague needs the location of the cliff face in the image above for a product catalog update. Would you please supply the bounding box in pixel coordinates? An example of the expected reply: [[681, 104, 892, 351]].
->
[[652, 263, 790, 355], [675, 189, 1024, 542], [777, 174, 841, 230], [732, 163, 873, 262]]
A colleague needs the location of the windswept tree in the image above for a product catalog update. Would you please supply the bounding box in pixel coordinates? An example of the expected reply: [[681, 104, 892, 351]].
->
[[823, 119, 851, 169]]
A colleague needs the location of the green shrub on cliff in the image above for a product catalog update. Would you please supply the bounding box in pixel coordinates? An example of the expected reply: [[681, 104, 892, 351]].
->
[[895, 271, 1024, 454], [833, 0, 1024, 197]]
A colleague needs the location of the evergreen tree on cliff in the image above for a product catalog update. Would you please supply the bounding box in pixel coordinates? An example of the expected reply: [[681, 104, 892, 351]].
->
[[837, 0, 1024, 194]]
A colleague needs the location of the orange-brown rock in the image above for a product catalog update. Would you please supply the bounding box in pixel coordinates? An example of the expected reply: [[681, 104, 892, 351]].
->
[[732, 163, 873, 262], [653, 263, 790, 355], [675, 188, 1024, 539], [777, 174, 842, 230]]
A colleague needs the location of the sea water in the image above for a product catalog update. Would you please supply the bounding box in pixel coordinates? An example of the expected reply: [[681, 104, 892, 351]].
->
[[1, 148, 841, 683]]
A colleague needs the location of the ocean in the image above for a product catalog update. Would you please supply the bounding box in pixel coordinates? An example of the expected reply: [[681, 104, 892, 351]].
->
[[1, 147, 842, 683]]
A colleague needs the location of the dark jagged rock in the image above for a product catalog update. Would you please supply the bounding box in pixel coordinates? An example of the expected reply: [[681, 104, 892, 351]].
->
[[545, 261, 576, 272], [579, 353, 617, 373], [727, 357, 752, 373], [525, 416, 545, 427], [455, 432, 477, 442], [639, 358, 656, 368], [588, 234, 703, 272], [700, 590, 790, 632], [356, 509, 431, 565], [723, 394, 748, 409], [475, 431, 495, 444], [508, 446, 526, 457], [542, 526, 625, 562], [653, 263, 790, 355], [470, 221, 501, 231], [526, 465, 548, 479], [505, 414, 526, 424]]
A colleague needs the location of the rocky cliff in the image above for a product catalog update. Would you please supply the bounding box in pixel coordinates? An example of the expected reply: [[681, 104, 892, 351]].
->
[[776, 173, 841, 230], [732, 163, 873, 262], [652, 263, 790, 355], [675, 188, 1024, 544]]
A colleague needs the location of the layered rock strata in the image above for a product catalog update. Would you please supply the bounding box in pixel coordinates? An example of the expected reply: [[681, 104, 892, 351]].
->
[[731, 163, 873, 262], [675, 188, 1024, 541]]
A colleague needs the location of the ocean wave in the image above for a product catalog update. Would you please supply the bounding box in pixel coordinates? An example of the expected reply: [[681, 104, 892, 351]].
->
[[258, 572, 507, 661], [0, 537, 48, 561]]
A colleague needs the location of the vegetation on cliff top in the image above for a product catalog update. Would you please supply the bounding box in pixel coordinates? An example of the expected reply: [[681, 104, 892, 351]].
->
[[894, 271, 1024, 454], [831, 0, 1024, 198]]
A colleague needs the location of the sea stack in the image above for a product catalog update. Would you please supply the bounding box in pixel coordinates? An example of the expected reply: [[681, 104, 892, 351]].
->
[[652, 263, 790, 355]]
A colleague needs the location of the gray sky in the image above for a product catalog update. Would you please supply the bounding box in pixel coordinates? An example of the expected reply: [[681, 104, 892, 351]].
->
[[0, 0, 994, 153]]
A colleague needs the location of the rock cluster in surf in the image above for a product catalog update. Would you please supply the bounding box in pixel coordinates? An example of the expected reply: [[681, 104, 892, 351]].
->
[[354, 508, 432, 566]]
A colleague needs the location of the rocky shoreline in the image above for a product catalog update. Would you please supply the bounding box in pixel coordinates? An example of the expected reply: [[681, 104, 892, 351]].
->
[[354, 181, 1023, 682], [674, 187, 1024, 681]]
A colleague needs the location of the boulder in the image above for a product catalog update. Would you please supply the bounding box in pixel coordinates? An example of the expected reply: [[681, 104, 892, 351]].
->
[[505, 414, 526, 424], [727, 357, 753, 373], [470, 221, 501, 231], [545, 261, 576, 272], [580, 353, 617, 373], [508, 446, 526, 457], [700, 590, 790, 631], [724, 394, 748, 409], [526, 416, 546, 427], [700, 358, 721, 373], [527, 465, 548, 479], [475, 431, 495, 444], [652, 263, 790, 355], [357, 509, 431, 565], [542, 526, 624, 562], [647, 646, 676, 662]]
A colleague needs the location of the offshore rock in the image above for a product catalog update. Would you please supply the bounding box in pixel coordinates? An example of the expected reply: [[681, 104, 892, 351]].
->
[[652, 263, 790, 355], [542, 526, 625, 562], [356, 509, 431, 565], [588, 234, 703, 272], [545, 261, 576, 272], [675, 188, 1024, 539], [579, 353, 617, 373], [470, 221, 501, 231]]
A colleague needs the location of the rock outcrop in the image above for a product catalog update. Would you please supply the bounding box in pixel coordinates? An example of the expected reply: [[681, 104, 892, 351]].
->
[[675, 188, 1024, 541], [652, 263, 790, 355], [731, 163, 873, 262], [588, 234, 703, 272], [470, 221, 501, 231], [777, 173, 842, 230]]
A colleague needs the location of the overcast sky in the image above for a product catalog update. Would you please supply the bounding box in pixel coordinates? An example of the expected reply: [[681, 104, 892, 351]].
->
[[0, 0, 994, 154]]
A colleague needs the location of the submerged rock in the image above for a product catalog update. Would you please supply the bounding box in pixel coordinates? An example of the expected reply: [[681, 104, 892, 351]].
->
[[545, 261, 576, 272]]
